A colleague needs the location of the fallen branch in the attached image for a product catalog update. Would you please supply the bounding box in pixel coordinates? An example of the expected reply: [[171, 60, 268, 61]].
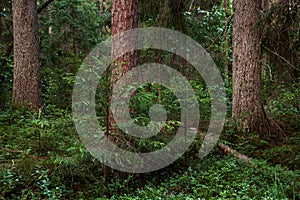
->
[[1, 147, 22, 153], [218, 143, 256, 166], [190, 127, 255, 165]]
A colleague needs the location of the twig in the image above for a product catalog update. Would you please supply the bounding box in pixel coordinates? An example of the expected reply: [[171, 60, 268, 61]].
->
[[262, 45, 300, 72], [1, 147, 22, 153], [207, 14, 233, 51], [188, 0, 195, 11], [37, 0, 55, 14]]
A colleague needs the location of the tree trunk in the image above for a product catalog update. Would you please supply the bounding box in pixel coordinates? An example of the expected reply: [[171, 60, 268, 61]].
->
[[232, 0, 270, 134], [104, 0, 138, 182], [12, 0, 42, 111], [111, 0, 138, 78], [109, 0, 138, 133]]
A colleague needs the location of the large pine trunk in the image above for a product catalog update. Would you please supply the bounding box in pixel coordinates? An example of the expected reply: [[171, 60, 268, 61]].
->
[[232, 0, 269, 134], [111, 0, 138, 77], [109, 0, 138, 135], [104, 0, 138, 180], [12, 0, 42, 110]]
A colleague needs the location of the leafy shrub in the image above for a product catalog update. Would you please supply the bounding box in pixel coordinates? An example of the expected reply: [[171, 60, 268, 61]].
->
[[96, 156, 299, 199], [0, 53, 13, 110], [266, 82, 300, 128], [0, 167, 66, 199]]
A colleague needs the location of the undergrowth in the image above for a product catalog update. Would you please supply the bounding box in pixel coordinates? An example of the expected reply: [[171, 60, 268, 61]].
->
[[0, 109, 299, 199]]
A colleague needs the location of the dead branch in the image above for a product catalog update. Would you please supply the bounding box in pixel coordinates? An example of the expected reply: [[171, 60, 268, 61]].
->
[[262, 45, 300, 72], [218, 143, 256, 166], [37, 0, 55, 14]]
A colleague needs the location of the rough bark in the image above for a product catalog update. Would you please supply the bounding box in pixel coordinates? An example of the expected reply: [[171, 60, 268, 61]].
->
[[232, 0, 270, 134], [111, 0, 138, 79], [105, 0, 138, 183], [12, 0, 42, 111], [109, 0, 138, 134]]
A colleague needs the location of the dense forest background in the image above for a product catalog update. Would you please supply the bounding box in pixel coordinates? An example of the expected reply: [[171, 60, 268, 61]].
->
[[0, 0, 299, 199]]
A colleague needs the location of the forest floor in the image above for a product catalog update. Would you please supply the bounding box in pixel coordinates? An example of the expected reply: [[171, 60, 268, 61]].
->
[[0, 109, 299, 199]]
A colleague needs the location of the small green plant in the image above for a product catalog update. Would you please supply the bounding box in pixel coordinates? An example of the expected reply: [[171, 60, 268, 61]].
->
[[266, 82, 300, 127], [1, 167, 66, 199]]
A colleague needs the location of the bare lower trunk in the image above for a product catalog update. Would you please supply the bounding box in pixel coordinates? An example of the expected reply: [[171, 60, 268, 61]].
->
[[111, 0, 138, 76], [109, 0, 138, 134], [12, 0, 42, 110], [232, 0, 270, 134]]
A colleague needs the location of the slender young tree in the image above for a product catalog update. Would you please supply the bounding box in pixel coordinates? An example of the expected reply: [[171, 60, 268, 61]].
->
[[223, 0, 230, 75], [232, 0, 270, 134], [12, 0, 42, 110]]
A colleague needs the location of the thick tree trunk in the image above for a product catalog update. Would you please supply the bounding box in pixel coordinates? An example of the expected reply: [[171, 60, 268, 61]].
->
[[109, 0, 138, 134], [111, 0, 138, 78], [105, 0, 138, 183], [232, 0, 270, 134], [12, 0, 42, 111]]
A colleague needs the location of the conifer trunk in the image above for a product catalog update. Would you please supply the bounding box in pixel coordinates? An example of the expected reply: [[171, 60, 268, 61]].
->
[[232, 0, 269, 134], [12, 0, 42, 110]]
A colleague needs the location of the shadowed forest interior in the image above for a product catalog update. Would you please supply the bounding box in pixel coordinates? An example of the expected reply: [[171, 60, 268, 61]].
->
[[0, 0, 299, 199]]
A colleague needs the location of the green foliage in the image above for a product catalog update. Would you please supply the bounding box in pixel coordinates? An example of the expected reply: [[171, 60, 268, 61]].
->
[[0, 1, 13, 110], [1, 108, 299, 199], [39, 0, 103, 53], [262, 144, 300, 170], [185, 4, 232, 70], [259, 0, 300, 82], [130, 83, 181, 123], [138, 0, 187, 31], [221, 119, 300, 171], [38, 0, 108, 109], [266, 82, 300, 127], [0, 0, 299, 199], [0, 53, 13, 109], [0, 108, 102, 199], [100, 157, 299, 200], [1, 167, 66, 199]]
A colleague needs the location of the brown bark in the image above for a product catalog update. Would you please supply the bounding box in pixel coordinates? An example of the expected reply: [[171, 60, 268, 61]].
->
[[12, 0, 42, 111], [111, 0, 138, 78], [110, 0, 138, 110], [218, 143, 255, 165], [104, 0, 138, 181], [232, 0, 270, 134], [109, 0, 138, 133], [110, 0, 138, 120]]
